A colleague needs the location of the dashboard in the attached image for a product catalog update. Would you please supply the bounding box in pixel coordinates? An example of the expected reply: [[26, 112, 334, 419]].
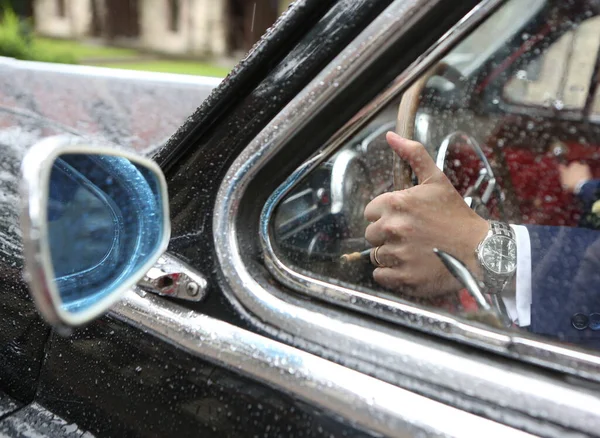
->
[[273, 117, 396, 279]]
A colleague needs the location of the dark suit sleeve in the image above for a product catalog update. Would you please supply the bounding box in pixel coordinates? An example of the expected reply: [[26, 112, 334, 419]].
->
[[577, 180, 600, 210], [526, 225, 600, 347]]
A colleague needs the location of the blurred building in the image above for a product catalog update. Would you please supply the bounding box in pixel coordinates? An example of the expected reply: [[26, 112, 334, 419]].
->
[[5, 0, 34, 19], [33, 0, 292, 57], [34, 0, 92, 39]]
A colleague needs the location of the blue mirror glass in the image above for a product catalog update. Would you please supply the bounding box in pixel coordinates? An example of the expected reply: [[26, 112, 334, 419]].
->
[[46, 153, 165, 315]]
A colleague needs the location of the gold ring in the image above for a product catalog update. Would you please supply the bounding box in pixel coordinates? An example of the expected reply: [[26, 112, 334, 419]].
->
[[373, 245, 384, 267]]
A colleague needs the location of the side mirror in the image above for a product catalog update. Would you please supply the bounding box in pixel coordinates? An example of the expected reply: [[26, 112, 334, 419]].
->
[[20, 136, 170, 330]]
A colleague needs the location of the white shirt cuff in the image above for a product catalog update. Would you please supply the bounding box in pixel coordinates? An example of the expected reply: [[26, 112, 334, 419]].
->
[[501, 224, 532, 327]]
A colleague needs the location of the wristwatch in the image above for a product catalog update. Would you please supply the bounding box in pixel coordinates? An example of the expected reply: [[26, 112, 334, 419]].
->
[[475, 221, 517, 294]]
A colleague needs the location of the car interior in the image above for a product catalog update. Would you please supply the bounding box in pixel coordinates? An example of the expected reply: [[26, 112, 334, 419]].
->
[[269, 0, 600, 343]]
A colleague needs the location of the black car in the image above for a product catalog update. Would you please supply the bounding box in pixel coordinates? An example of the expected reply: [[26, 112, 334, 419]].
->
[[1, 0, 600, 437]]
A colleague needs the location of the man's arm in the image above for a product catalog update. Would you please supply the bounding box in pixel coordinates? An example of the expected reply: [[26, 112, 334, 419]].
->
[[502, 224, 600, 337], [364, 134, 600, 344], [497, 221, 600, 343], [525, 225, 600, 340], [575, 180, 600, 208]]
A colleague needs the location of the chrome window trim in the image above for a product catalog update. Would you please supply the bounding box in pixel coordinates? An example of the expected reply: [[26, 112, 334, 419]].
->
[[112, 291, 534, 437], [213, 0, 600, 434]]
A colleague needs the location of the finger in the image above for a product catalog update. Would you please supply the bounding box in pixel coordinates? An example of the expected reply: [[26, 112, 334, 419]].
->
[[386, 131, 441, 185], [370, 246, 381, 267], [369, 244, 404, 267], [365, 220, 386, 247], [365, 217, 406, 246], [372, 267, 414, 294], [364, 192, 396, 222]]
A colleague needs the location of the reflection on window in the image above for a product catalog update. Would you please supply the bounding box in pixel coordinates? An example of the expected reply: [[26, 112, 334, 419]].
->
[[269, 0, 600, 354], [503, 16, 600, 113]]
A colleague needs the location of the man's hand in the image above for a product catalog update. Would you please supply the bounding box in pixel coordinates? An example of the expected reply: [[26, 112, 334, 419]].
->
[[558, 162, 591, 194], [364, 132, 489, 297]]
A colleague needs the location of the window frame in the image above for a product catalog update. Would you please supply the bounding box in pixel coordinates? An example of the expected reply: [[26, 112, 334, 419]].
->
[[260, 1, 600, 382], [255, 0, 600, 379], [213, 0, 600, 434]]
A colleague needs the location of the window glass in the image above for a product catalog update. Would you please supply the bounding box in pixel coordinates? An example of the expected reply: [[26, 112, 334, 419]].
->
[[270, 0, 600, 352], [503, 16, 600, 112]]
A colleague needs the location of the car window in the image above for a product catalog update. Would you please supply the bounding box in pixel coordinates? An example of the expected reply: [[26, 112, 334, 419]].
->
[[443, 0, 545, 78], [503, 15, 600, 114], [268, 0, 600, 356]]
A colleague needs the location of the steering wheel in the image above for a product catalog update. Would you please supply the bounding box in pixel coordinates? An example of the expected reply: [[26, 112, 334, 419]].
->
[[436, 131, 504, 220], [394, 62, 458, 189], [394, 62, 505, 220]]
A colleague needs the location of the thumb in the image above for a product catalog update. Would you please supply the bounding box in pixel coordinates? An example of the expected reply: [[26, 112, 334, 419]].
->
[[386, 131, 441, 184]]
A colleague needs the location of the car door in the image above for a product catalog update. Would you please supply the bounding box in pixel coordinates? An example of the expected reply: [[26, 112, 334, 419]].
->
[[7, 0, 600, 437], [227, 0, 600, 435], [180, 0, 598, 435]]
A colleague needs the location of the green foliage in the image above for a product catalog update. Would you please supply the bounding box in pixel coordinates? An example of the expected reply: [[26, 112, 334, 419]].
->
[[28, 41, 78, 64], [0, 7, 76, 64], [0, 7, 30, 59], [97, 60, 231, 78], [35, 37, 138, 60]]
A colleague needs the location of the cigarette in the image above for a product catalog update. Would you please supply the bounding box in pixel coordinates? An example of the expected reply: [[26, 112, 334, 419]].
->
[[340, 249, 372, 264]]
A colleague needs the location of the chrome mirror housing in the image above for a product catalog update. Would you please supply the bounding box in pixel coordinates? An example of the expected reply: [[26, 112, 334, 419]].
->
[[20, 136, 170, 330]]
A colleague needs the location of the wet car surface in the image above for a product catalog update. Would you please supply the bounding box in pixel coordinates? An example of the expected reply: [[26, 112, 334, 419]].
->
[[1, 1, 600, 436]]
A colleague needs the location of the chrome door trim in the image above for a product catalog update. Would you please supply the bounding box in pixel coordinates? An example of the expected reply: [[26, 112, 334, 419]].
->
[[213, 0, 600, 434], [112, 290, 534, 437]]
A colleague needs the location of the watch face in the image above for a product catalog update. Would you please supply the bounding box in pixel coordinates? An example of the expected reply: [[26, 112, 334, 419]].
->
[[481, 235, 517, 275]]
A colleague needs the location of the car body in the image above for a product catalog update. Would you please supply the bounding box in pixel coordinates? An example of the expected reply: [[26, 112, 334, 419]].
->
[[1, 0, 600, 437]]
